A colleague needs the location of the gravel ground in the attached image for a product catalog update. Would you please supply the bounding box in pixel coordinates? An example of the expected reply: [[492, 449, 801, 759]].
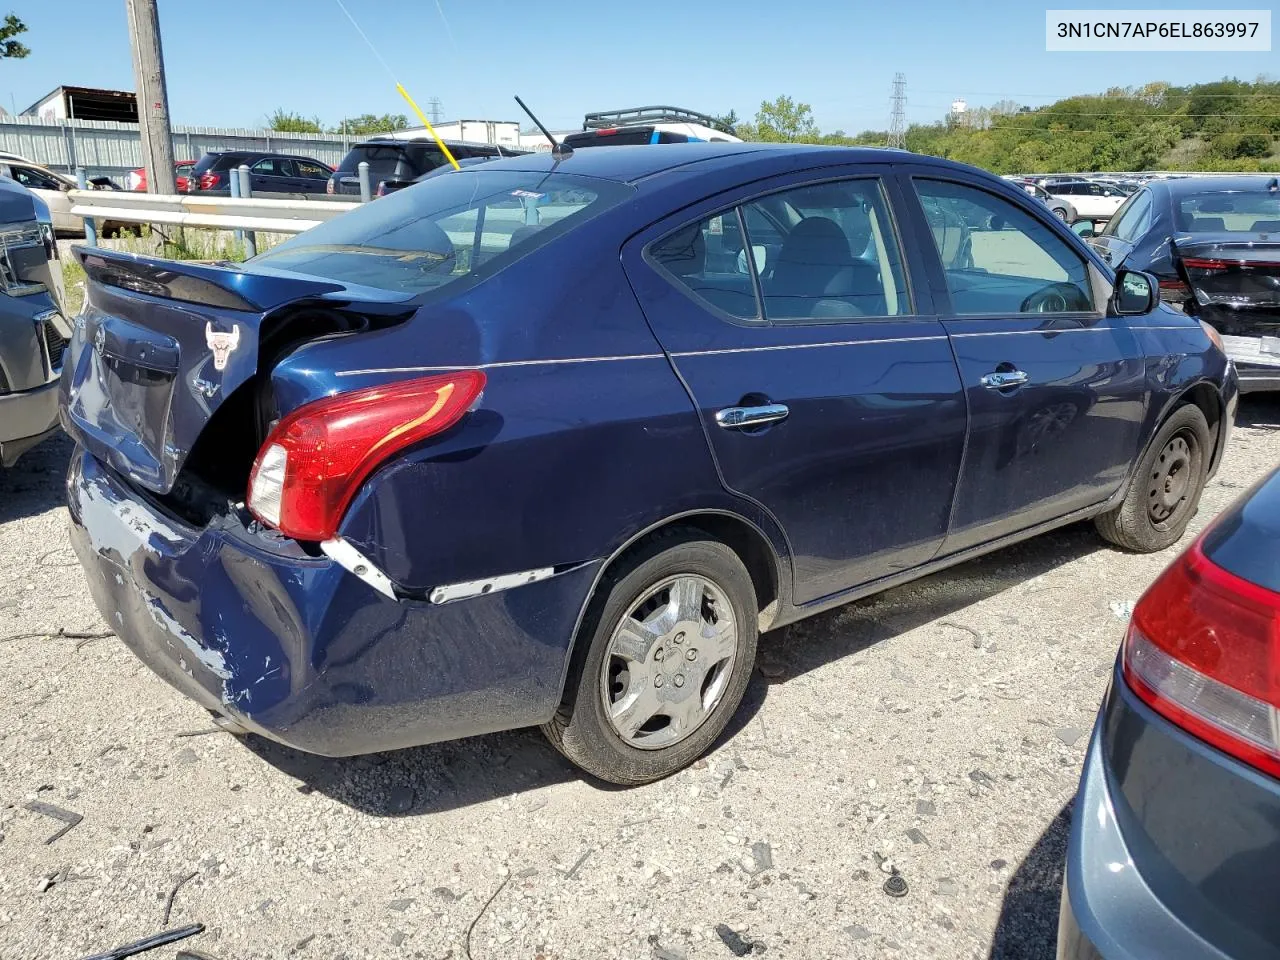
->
[[3, 398, 1279, 960]]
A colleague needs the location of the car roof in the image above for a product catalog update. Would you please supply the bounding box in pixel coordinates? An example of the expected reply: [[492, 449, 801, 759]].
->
[[469, 141, 921, 185], [353, 138, 479, 149], [1162, 175, 1280, 196]]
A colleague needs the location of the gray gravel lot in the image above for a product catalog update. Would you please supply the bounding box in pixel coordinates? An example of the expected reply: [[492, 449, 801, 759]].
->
[[3, 399, 1279, 960]]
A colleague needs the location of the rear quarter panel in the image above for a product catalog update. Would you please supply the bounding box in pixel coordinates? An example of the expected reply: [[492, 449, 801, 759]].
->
[[270, 220, 792, 597]]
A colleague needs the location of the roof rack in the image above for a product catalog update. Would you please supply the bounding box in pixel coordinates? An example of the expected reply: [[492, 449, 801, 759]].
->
[[582, 106, 732, 134]]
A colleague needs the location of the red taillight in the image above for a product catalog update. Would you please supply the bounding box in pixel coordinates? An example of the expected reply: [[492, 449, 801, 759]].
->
[[1183, 257, 1280, 271], [247, 372, 486, 542], [1123, 541, 1280, 779], [596, 128, 619, 136], [1181, 257, 1231, 272], [199, 172, 220, 190]]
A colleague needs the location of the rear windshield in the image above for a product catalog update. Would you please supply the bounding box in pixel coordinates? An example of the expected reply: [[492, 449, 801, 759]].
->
[[338, 143, 445, 179], [192, 153, 250, 174], [253, 170, 633, 296], [1177, 191, 1280, 232]]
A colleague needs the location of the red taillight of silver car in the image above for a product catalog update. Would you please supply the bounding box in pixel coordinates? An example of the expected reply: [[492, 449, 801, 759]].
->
[[247, 371, 486, 542], [1124, 538, 1280, 779]]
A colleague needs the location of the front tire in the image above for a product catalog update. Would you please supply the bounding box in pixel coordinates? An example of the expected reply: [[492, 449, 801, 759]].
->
[[543, 530, 758, 785], [1095, 404, 1211, 552]]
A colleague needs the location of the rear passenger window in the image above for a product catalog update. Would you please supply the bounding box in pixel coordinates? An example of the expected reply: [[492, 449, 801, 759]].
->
[[743, 179, 909, 320], [649, 210, 759, 320], [915, 179, 1095, 315]]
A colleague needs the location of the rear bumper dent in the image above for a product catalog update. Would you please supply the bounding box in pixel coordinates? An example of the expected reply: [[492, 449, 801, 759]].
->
[[67, 448, 599, 756]]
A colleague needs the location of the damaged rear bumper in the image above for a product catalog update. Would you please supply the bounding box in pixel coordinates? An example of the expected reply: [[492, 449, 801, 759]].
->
[[66, 447, 600, 756]]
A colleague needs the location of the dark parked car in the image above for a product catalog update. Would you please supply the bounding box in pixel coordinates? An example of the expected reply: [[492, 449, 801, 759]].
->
[[187, 152, 333, 195], [0, 181, 69, 466], [60, 144, 1235, 785], [1086, 176, 1280, 393], [374, 155, 496, 197], [1060, 465, 1280, 960], [328, 137, 525, 197]]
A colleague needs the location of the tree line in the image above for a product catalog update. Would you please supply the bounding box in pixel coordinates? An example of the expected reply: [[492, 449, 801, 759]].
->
[[720, 78, 1280, 172], [267, 109, 409, 137]]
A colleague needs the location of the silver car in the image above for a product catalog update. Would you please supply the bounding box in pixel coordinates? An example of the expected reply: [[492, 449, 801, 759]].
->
[[0, 179, 69, 466], [1021, 181, 1078, 223]]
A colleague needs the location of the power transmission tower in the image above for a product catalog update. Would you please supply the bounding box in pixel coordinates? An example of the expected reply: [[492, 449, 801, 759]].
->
[[427, 97, 443, 125], [124, 0, 176, 196], [888, 73, 907, 149]]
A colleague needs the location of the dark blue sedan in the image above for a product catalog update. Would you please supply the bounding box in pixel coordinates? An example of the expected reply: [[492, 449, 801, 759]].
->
[[59, 143, 1236, 784], [1060, 466, 1280, 960]]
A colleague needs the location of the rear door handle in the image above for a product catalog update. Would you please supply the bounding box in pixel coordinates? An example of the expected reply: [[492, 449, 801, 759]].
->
[[980, 370, 1030, 389], [715, 403, 790, 429]]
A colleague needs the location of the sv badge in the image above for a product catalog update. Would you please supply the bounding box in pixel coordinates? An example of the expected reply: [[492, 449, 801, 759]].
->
[[205, 322, 240, 372]]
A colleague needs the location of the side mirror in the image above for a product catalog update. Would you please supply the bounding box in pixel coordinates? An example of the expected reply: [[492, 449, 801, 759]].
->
[[1114, 269, 1157, 316]]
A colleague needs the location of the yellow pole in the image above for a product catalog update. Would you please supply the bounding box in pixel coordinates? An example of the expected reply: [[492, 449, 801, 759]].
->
[[396, 83, 460, 170]]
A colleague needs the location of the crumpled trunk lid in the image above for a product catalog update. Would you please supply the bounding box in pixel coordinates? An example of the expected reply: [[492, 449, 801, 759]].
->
[[59, 248, 404, 495], [1174, 234, 1280, 334]]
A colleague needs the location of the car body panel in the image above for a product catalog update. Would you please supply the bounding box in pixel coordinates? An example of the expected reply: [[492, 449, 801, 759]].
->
[[1062, 466, 1280, 960], [0, 179, 68, 465], [621, 163, 967, 604], [65, 448, 604, 755], [58, 143, 1235, 758]]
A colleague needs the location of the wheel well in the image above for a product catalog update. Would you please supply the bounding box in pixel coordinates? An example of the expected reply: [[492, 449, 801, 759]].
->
[[604, 514, 783, 633], [1177, 381, 1222, 449]]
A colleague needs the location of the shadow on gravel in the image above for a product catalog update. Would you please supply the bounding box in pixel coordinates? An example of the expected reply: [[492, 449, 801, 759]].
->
[[989, 801, 1073, 960], [757, 521, 1105, 686], [0, 432, 72, 524], [1236, 393, 1280, 431], [243, 676, 770, 816]]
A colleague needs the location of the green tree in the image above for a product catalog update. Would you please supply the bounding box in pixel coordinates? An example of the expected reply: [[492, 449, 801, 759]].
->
[[267, 109, 323, 133], [0, 13, 29, 59], [714, 109, 740, 135], [333, 113, 408, 136], [752, 96, 819, 143]]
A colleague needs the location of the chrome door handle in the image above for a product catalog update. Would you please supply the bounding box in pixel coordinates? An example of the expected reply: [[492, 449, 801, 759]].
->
[[715, 403, 790, 429], [980, 370, 1030, 389]]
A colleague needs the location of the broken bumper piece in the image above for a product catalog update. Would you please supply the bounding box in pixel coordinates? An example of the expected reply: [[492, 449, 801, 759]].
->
[[66, 447, 601, 756]]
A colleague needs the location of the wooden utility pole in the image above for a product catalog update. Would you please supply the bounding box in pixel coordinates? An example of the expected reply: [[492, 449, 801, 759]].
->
[[124, 0, 177, 195]]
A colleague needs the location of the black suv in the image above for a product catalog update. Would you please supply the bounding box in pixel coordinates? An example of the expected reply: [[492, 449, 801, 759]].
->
[[327, 138, 526, 196], [187, 152, 334, 195], [0, 179, 69, 467]]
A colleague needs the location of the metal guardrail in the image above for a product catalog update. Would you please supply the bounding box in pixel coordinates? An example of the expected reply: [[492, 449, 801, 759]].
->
[[67, 189, 360, 233]]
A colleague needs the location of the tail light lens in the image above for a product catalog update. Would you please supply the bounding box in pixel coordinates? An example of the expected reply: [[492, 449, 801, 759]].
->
[[247, 371, 486, 542], [326, 177, 335, 195], [1123, 541, 1280, 779], [125, 170, 143, 191], [199, 172, 220, 190]]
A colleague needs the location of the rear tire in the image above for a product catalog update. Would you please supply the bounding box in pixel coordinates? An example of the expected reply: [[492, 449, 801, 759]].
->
[[542, 529, 758, 785], [1054, 207, 1069, 222], [1095, 404, 1211, 553]]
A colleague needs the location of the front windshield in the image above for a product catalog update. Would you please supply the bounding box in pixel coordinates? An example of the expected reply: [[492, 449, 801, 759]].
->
[[253, 170, 633, 296]]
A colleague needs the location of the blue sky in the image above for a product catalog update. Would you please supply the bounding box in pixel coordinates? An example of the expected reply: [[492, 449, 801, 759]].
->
[[3, 0, 1275, 133]]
